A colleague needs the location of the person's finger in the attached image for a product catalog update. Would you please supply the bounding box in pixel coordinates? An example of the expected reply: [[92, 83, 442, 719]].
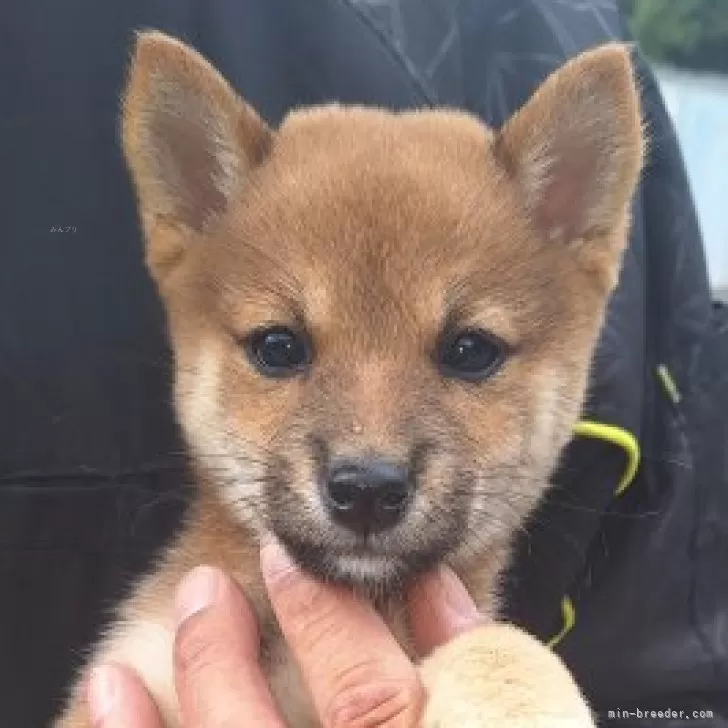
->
[[88, 663, 163, 728], [173, 565, 286, 728], [407, 565, 485, 655], [261, 541, 424, 727]]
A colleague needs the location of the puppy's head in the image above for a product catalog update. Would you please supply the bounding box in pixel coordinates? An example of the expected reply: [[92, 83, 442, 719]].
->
[[122, 32, 643, 590]]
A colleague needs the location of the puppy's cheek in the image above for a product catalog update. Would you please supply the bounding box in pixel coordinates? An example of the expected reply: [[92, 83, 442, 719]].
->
[[458, 405, 527, 470], [176, 343, 223, 450], [270, 448, 327, 520], [525, 370, 570, 468], [264, 461, 332, 543], [526, 365, 587, 468]]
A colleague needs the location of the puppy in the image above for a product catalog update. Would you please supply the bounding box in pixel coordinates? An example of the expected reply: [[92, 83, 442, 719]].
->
[[54, 31, 643, 727]]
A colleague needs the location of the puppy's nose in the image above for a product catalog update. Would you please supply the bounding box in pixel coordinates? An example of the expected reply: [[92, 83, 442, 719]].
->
[[324, 459, 412, 534]]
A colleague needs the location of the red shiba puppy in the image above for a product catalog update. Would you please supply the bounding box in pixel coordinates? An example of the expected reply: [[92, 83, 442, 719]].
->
[[55, 31, 643, 727]]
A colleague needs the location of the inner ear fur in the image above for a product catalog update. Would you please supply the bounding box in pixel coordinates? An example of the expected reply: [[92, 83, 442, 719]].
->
[[495, 44, 644, 259]]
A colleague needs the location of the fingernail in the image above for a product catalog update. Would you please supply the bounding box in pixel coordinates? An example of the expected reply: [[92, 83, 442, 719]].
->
[[175, 565, 222, 626], [88, 665, 119, 724], [260, 539, 296, 581], [437, 566, 480, 621]]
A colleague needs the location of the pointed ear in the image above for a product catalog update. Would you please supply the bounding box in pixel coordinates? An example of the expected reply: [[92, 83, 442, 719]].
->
[[495, 44, 644, 253], [121, 31, 272, 240]]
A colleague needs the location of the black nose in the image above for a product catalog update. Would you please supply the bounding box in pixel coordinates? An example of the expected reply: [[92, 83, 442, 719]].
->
[[324, 459, 412, 534]]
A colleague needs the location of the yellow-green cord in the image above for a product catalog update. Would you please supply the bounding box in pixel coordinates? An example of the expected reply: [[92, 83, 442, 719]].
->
[[656, 364, 681, 404], [573, 420, 640, 495], [548, 596, 577, 647], [547, 420, 641, 648]]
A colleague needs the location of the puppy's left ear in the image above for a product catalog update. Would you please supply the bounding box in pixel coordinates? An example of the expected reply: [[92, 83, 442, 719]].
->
[[496, 44, 644, 288]]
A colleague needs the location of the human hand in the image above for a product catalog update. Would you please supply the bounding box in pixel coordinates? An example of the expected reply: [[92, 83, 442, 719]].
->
[[86, 543, 483, 727]]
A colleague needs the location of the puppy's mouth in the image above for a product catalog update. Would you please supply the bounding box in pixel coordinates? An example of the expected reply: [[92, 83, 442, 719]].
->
[[272, 530, 458, 593]]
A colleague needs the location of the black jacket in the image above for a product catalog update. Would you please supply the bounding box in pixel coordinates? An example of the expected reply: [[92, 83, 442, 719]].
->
[[1, 1, 726, 726]]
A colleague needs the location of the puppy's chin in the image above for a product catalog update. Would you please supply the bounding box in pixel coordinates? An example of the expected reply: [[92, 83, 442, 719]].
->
[[274, 532, 451, 594]]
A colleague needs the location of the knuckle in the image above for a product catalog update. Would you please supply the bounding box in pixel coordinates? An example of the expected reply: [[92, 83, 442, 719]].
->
[[262, 556, 304, 598], [325, 671, 423, 728], [267, 565, 321, 609], [273, 577, 340, 638]]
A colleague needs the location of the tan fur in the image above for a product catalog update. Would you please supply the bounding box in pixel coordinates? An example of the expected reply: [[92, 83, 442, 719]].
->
[[54, 31, 643, 727]]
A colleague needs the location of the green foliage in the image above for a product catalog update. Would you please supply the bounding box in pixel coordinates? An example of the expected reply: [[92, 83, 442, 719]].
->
[[619, 0, 728, 74]]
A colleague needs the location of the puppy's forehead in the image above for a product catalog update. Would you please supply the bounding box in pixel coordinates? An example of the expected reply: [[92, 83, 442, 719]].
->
[[214, 107, 540, 330], [276, 106, 494, 162], [273, 108, 498, 213], [239, 112, 509, 256]]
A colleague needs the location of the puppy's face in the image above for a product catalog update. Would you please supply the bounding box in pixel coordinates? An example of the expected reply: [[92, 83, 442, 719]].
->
[[122, 33, 643, 590]]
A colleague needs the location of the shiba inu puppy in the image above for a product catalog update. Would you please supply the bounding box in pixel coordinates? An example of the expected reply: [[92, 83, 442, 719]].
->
[[54, 31, 643, 727]]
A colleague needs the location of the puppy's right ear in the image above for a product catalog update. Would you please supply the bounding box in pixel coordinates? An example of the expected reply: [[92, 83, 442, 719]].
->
[[122, 31, 272, 277]]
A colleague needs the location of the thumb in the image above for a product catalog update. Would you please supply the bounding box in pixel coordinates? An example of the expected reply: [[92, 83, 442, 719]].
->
[[407, 566, 485, 655]]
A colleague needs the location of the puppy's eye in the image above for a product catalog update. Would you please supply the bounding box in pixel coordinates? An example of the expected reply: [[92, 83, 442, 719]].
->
[[438, 329, 506, 382], [247, 326, 310, 378]]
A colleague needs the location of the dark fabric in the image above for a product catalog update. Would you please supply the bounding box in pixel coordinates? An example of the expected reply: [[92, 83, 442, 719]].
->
[[1, 1, 726, 726]]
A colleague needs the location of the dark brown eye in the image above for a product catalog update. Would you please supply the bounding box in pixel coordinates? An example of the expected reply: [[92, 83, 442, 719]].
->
[[247, 326, 310, 378], [438, 329, 506, 382]]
